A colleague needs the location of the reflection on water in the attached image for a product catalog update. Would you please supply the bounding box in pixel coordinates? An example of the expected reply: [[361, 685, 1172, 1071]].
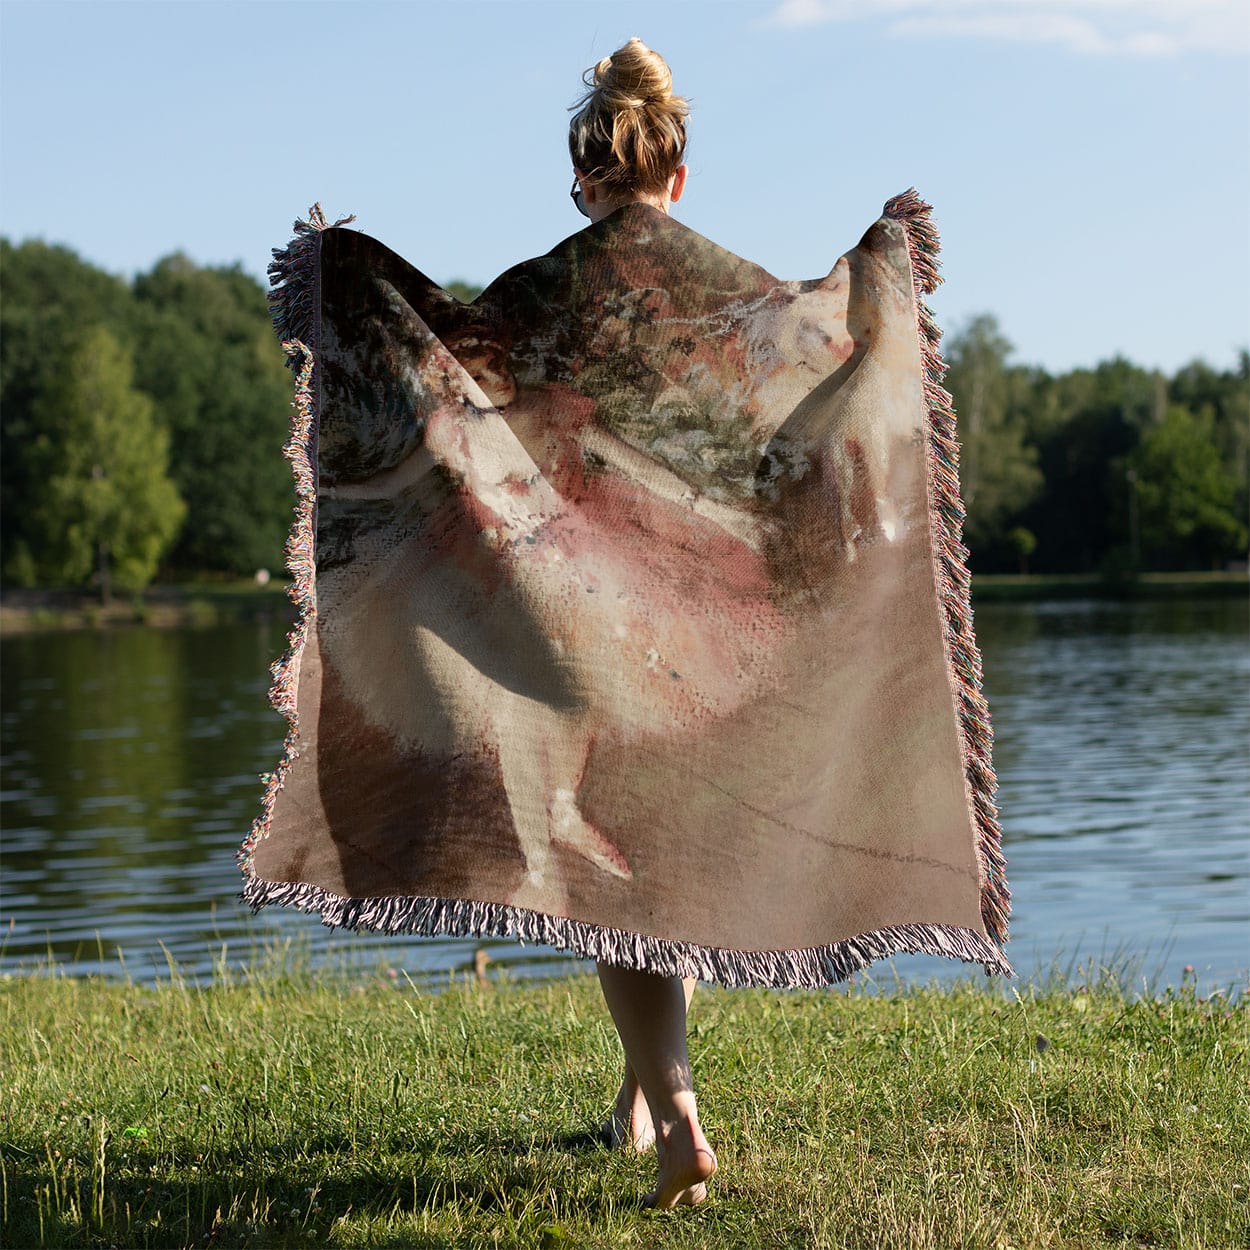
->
[[2, 597, 1246, 991]]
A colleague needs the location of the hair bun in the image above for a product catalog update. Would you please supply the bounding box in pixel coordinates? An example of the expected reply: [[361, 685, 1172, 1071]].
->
[[569, 37, 689, 196], [595, 36, 673, 109]]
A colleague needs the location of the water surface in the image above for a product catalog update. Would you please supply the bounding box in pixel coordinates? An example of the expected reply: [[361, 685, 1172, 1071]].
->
[[2, 597, 1246, 992]]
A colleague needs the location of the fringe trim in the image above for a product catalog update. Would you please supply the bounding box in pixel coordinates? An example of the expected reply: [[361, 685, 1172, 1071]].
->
[[239, 198, 1014, 989], [883, 188, 1011, 949], [265, 203, 355, 359], [237, 205, 349, 878], [240, 873, 1014, 988]]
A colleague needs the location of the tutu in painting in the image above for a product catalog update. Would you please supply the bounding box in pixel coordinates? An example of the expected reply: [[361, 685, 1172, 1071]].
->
[[238, 189, 1011, 989]]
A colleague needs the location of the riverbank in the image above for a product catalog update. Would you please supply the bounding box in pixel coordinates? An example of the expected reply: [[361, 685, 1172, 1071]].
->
[[2, 968, 1244, 1249], [0, 582, 292, 634], [1, 570, 1244, 635], [969, 569, 1248, 602]]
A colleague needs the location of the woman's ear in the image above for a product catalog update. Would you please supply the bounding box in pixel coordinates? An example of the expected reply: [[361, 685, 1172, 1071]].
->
[[669, 164, 688, 203], [575, 168, 599, 205]]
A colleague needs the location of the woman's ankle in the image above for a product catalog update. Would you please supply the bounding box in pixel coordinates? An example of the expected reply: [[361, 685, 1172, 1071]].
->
[[648, 1089, 701, 1135]]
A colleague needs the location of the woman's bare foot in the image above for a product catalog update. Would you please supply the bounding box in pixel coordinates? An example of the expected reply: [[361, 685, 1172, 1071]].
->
[[602, 1074, 655, 1151], [594, 966, 711, 1206], [644, 1115, 717, 1209]]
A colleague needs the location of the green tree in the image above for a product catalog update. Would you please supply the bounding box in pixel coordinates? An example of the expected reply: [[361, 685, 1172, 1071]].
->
[[1169, 353, 1250, 534], [1, 239, 140, 580], [131, 255, 293, 575], [1019, 357, 1163, 572], [444, 279, 483, 303], [1006, 526, 1037, 574], [943, 315, 1043, 564], [26, 327, 185, 597], [1128, 405, 1246, 570]]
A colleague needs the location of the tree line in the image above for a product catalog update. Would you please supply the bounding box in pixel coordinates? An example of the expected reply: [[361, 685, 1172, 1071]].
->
[[944, 315, 1247, 575], [1, 238, 1245, 595]]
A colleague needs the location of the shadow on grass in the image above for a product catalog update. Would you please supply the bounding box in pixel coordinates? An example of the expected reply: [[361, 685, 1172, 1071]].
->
[[4, 1127, 635, 1250]]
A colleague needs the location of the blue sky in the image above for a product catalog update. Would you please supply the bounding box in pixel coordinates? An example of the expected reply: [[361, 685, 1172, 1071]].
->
[[2, 0, 1246, 374]]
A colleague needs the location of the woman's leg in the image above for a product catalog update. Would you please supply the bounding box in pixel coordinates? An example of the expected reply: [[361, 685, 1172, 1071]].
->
[[602, 976, 696, 1151], [595, 963, 717, 1208]]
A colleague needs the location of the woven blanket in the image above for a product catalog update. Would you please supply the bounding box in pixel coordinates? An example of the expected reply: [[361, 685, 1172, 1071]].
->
[[239, 191, 1011, 987]]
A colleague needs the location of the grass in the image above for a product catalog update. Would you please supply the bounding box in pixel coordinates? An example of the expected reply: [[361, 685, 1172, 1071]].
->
[[1, 958, 1246, 1250]]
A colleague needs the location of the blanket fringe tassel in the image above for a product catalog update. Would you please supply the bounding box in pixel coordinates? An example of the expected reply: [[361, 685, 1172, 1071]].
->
[[236, 204, 350, 882], [241, 871, 1012, 988], [884, 188, 1012, 953], [238, 198, 1013, 989]]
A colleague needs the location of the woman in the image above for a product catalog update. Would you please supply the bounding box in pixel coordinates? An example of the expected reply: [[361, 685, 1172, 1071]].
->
[[244, 34, 1009, 1218], [566, 37, 718, 1211]]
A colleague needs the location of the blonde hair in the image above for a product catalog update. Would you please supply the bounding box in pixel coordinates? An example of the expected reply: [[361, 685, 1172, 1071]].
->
[[568, 37, 689, 197]]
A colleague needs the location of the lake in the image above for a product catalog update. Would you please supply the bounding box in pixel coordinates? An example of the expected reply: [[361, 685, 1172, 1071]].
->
[[2, 596, 1247, 994]]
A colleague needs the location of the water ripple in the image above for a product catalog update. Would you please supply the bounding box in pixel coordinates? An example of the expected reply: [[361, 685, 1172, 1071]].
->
[[1, 600, 1246, 992]]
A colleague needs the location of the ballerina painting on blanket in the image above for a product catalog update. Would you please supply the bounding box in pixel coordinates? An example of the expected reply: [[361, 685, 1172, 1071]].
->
[[242, 37, 1010, 1209]]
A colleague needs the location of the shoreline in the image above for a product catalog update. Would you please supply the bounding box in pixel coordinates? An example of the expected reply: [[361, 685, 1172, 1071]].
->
[[2, 949, 1245, 1001], [0, 582, 293, 635], [1, 570, 1245, 635]]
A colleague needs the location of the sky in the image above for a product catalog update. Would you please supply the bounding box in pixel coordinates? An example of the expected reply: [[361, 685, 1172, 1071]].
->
[[1, 0, 1247, 375]]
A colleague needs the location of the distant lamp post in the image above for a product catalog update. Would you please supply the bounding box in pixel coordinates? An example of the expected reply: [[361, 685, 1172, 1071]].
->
[[1125, 467, 1140, 569]]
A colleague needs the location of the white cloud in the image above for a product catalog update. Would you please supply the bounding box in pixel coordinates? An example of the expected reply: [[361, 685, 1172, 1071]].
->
[[765, 0, 1250, 57]]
